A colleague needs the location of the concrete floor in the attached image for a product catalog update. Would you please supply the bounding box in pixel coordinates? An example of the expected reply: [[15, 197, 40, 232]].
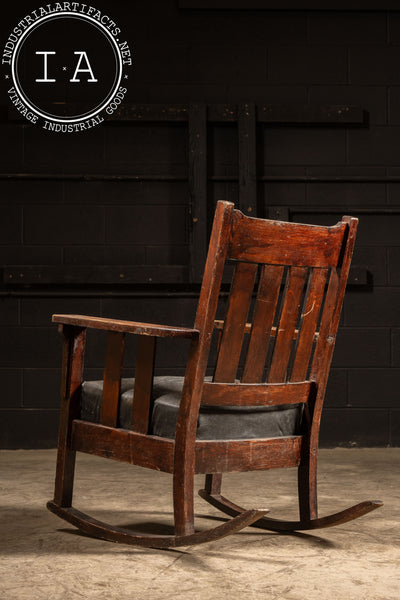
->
[[0, 448, 398, 600]]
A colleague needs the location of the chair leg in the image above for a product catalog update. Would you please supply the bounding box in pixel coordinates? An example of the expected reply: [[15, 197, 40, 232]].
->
[[297, 452, 318, 521], [173, 466, 195, 536], [53, 447, 76, 507], [205, 473, 222, 496]]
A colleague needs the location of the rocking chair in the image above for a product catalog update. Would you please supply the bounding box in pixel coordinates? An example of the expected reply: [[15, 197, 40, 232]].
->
[[47, 201, 382, 548]]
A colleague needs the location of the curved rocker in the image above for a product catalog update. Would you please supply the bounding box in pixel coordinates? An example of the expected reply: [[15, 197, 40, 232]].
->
[[198, 490, 383, 532], [47, 500, 268, 548]]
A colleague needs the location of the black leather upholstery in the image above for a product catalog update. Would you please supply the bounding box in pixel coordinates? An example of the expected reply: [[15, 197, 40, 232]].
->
[[81, 376, 302, 440]]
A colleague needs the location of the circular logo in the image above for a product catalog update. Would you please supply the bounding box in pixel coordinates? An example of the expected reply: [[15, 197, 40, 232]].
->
[[2, 4, 132, 132]]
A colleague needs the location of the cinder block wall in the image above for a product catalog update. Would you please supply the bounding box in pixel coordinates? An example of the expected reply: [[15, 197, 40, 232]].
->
[[0, 1, 399, 447]]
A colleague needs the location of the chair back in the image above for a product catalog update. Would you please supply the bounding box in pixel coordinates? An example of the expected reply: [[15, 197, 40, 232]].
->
[[192, 201, 358, 417]]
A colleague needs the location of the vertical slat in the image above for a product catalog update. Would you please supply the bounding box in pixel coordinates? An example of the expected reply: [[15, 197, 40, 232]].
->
[[238, 103, 257, 217], [242, 264, 284, 383], [268, 267, 308, 383], [100, 331, 125, 428], [54, 325, 86, 507], [309, 269, 340, 382], [188, 103, 208, 283], [214, 262, 258, 382], [131, 335, 156, 434], [290, 268, 329, 382]]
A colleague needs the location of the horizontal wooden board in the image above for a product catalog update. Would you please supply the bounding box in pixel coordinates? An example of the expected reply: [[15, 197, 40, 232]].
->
[[229, 210, 348, 268], [195, 436, 302, 473], [52, 314, 199, 338], [257, 104, 364, 125], [3, 103, 364, 125], [71, 420, 175, 473]]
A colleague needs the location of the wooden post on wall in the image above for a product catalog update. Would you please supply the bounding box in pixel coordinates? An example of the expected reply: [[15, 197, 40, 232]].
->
[[238, 103, 257, 217], [188, 103, 208, 282]]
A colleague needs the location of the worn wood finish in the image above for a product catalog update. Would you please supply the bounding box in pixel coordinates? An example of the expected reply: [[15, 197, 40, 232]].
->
[[290, 268, 329, 382], [195, 437, 302, 474], [4, 265, 188, 285], [299, 217, 359, 522], [229, 211, 347, 268], [46, 501, 268, 548], [215, 318, 319, 343], [48, 203, 382, 548], [268, 267, 308, 383], [188, 103, 208, 283], [201, 381, 311, 407], [52, 314, 199, 338], [173, 201, 235, 536], [71, 420, 175, 473], [131, 336, 156, 433], [100, 332, 125, 428], [242, 265, 284, 383], [53, 325, 86, 507], [213, 262, 258, 382], [197, 492, 383, 532]]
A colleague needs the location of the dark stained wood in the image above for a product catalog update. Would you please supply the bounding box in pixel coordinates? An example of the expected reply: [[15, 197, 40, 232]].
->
[[173, 201, 235, 536], [71, 420, 175, 473], [48, 203, 381, 548], [229, 210, 348, 268], [214, 319, 252, 333], [195, 437, 302, 474], [257, 104, 364, 125], [238, 103, 257, 216], [47, 501, 268, 548], [113, 103, 188, 121], [215, 318, 319, 342], [214, 262, 258, 382], [131, 336, 156, 434], [201, 381, 311, 407], [198, 492, 383, 532], [242, 265, 284, 383], [52, 314, 199, 338], [53, 325, 86, 507], [268, 267, 308, 383], [290, 268, 329, 382], [100, 332, 125, 428], [188, 103, 208, 282]]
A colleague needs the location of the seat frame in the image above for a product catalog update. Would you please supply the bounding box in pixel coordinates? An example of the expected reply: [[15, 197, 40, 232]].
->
[[47, 201, 382, 548]]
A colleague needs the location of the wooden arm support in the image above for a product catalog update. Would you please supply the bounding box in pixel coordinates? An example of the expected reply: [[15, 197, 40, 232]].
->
[[54, 315, 198, 436], [52, 314, 199, 339]]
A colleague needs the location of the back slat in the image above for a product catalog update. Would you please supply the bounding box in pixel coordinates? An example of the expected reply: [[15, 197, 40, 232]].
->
[[213, 262, 258, 382], [290, 268, 329, 382], [268, 267, 308, 383], [100, 331, 125, 427], [310, 268, 340, 380], [242, 264, 284, 383], [229, 211, 347, 268]]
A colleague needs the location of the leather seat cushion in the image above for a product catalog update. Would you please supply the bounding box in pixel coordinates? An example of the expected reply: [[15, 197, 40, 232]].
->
[[81, 376, 302, 441]]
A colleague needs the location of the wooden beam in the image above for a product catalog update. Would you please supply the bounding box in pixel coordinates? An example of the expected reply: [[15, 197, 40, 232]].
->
[[188, 104, 208, 282]]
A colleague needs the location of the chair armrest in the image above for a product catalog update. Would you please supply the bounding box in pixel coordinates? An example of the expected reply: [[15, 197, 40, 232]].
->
[[52, 314, 199, 339]]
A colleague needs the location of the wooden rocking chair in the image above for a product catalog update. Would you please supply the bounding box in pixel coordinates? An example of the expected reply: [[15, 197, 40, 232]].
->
[[47, 201, 382, 548]]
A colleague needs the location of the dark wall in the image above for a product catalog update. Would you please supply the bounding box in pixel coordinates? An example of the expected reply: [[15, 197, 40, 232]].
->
[[1, 1, 399, 447]]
